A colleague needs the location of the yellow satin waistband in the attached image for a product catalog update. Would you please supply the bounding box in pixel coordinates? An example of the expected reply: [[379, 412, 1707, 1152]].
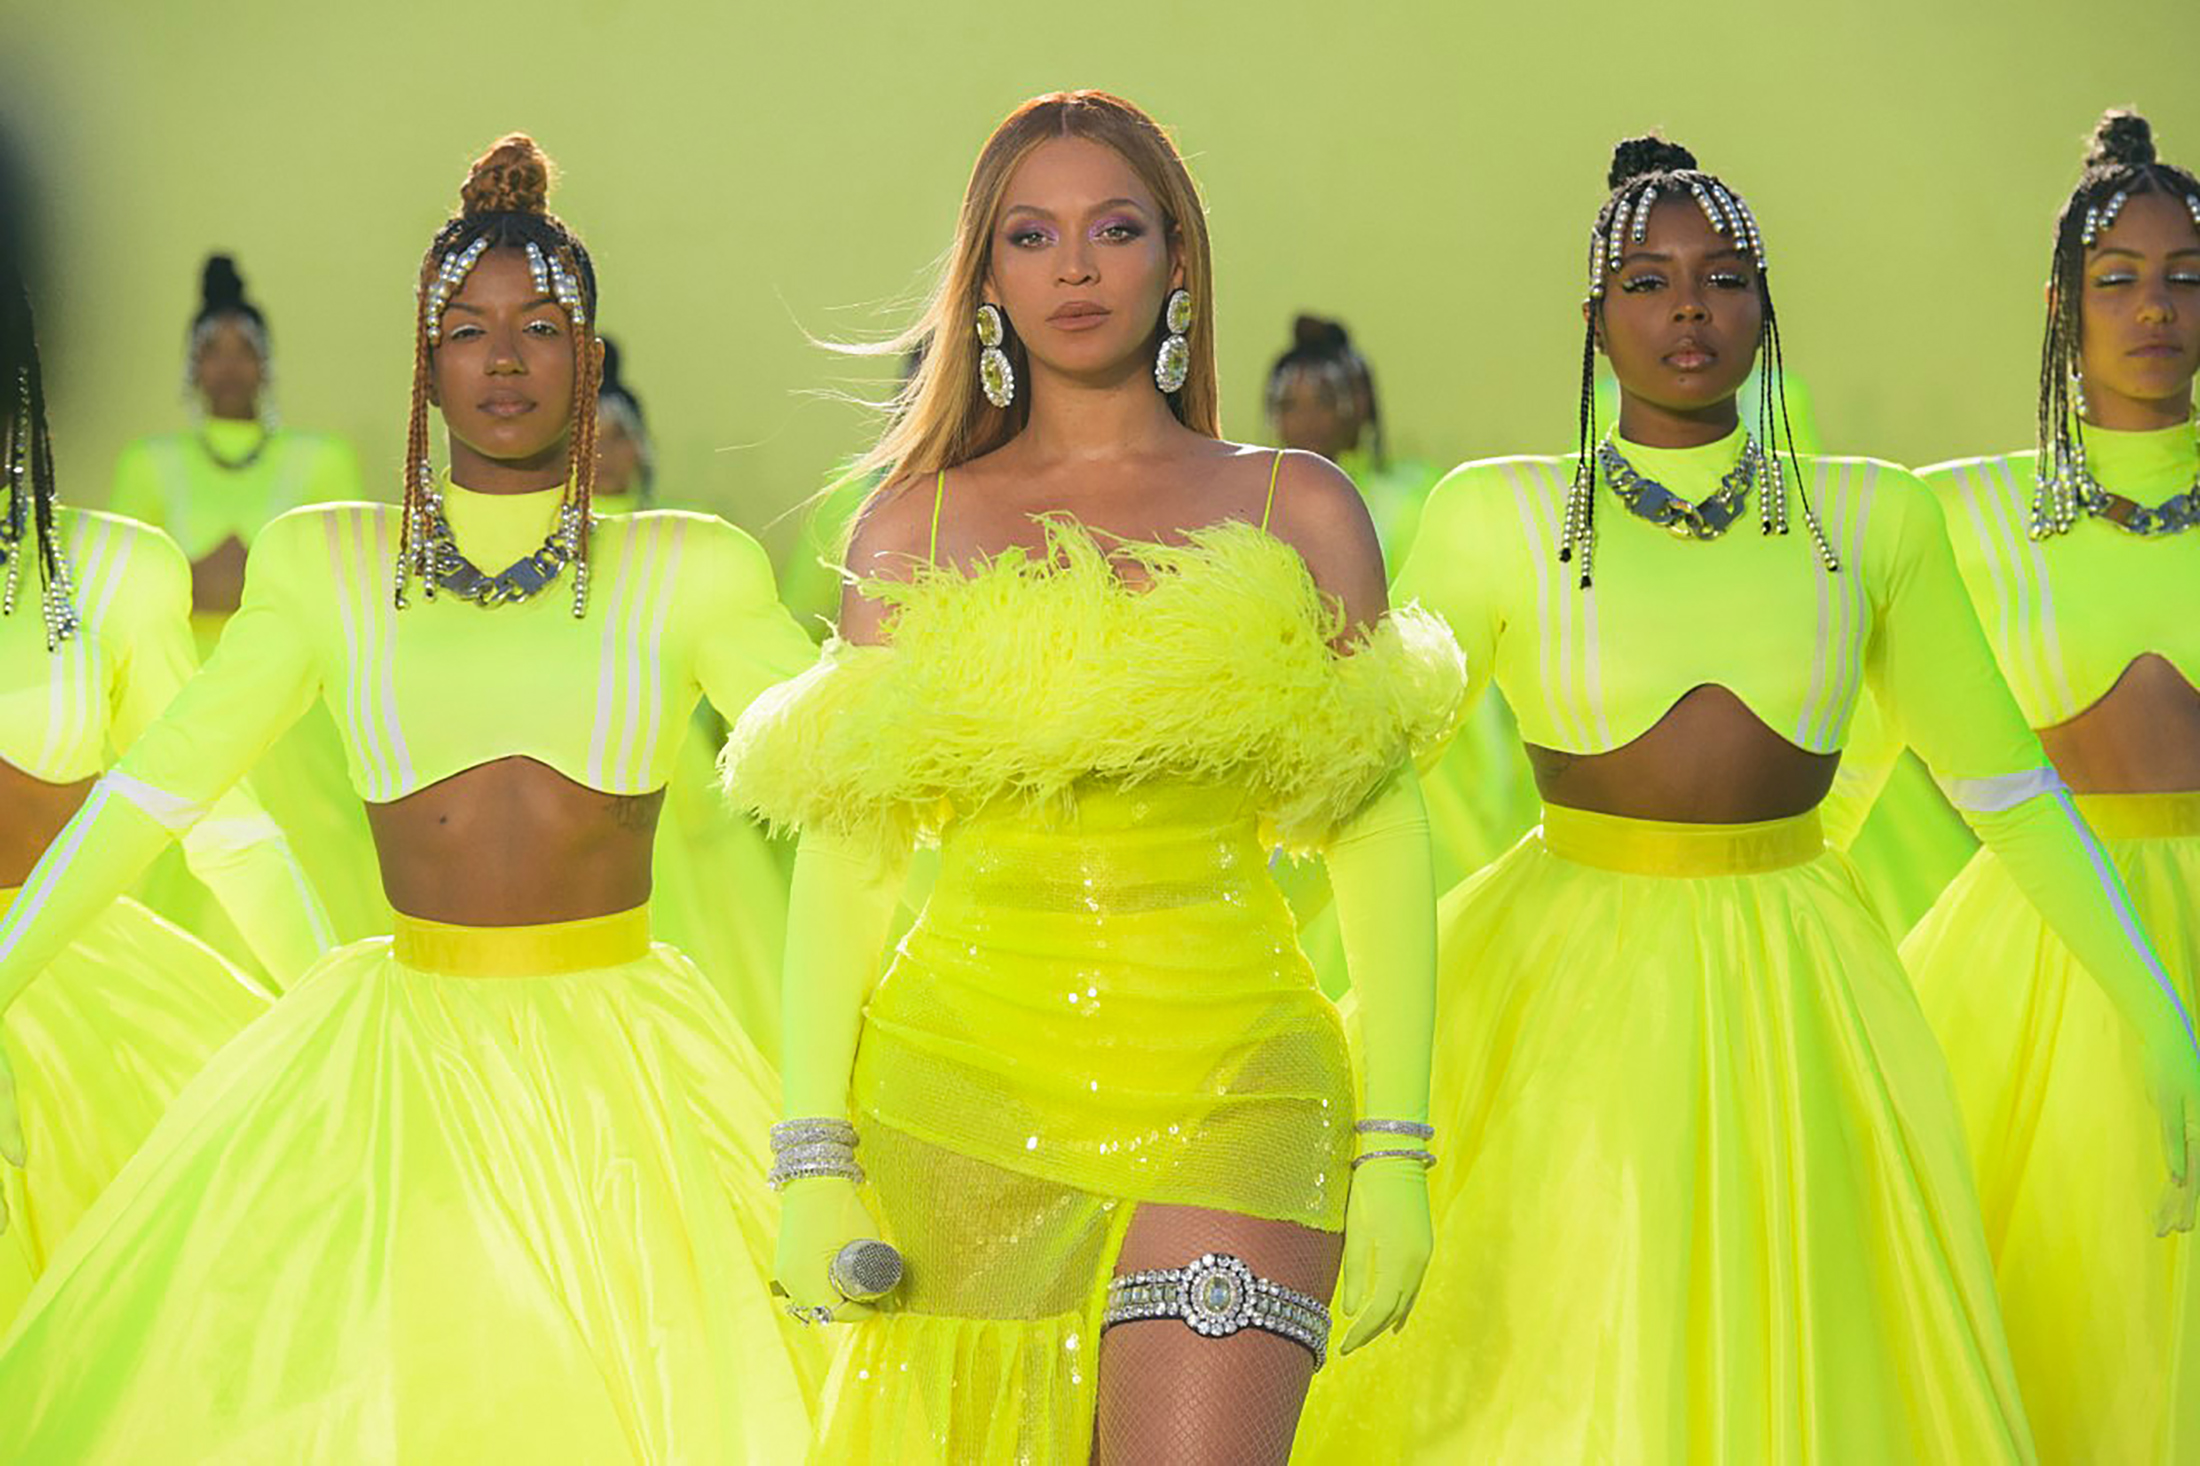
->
[[2072, 790, 2200, 841], [0, 886, 17, 916], [1539, 804, 1826, 877], [390, 906, 651, 978]]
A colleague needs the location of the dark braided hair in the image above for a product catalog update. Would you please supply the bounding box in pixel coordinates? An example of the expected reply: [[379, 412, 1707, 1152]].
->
[[398, 133, 601, 610], [2031, 108, 2200, 537], [190, 254, 269, 360], [0, 259, 76, 649], [1265, 314, 1384, 463], [1563, 135, 1831, 588]]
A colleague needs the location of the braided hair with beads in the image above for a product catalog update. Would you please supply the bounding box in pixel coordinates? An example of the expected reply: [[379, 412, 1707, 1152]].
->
[[2030, 108, 2200, 539], [1563, 135, 1834, 589], [0, 263, 77, 649], [398, 133, 602, 614]]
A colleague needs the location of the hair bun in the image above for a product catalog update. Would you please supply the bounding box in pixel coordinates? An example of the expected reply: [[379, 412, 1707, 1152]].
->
[[460, 133, 553, 217], [1608, 135, 1698, 191], [600, 336, 627, 393], [2086, 109, 2157, 170], [200, 253, 248, 311], [1291, 314, 1350, 352]]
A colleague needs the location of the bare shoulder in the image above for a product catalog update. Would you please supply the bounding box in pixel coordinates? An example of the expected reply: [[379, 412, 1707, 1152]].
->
[[1234, 445, 1387, 632], [842, 472, 939, 585], [836, 472, 939, 646]]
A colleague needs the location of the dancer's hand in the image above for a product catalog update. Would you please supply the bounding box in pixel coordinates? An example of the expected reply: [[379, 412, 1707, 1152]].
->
[[0, 1038, 22, 1237], [2147, 1040, 2200, 1236], [1336, 1157, 1431, 1354], [776, 1175, 886, 1322]]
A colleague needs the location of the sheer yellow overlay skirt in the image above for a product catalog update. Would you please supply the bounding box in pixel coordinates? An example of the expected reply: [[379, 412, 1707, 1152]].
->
[[646, 710, 790, 1064], [816, 781, 1354, 1463], [1905, 790, 2200, 1465], [0, 890, 266, 1330], [1297, 805, 2031, 1465], [0, 909, 827, 1464]]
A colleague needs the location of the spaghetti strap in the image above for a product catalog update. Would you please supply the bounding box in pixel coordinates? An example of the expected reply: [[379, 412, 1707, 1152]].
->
[[927, 469, 946, 566], [1260, 449, 1285, 531]]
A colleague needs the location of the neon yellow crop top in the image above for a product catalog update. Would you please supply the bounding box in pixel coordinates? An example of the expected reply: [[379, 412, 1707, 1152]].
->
[[0, 477, 813, 1010], [120, 476, 816, 805], [0, 507, 330, 981], [1396, 426, 2043, 783], [109, 422, 361, 561], [1397, 427, 2200, 1129], [1922, 424, 2200, 728]]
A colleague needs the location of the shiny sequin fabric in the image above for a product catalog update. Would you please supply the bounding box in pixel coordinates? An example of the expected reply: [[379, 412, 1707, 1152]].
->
[[727, 519, 1465, 1458]]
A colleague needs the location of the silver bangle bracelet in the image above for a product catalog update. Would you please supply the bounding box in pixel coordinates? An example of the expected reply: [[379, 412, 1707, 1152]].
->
[[1103, 1252, 1331, 1368], [1353, 1118, 1436, 1141], [1349, 1148, 1437, 1170], [771, 1140, 859, 1168], [766, 1157, 866, 1191], [770, 1117, 860, 1152]]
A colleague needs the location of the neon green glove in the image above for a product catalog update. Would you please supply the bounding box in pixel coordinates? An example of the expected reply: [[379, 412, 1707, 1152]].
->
[[775, 1176, 887, 1322], [1324, 768, 1438, 1352], [772, 825, 909, 1318], [0, 1035, 20, 1235], [1958, 780, 2200, 1233], [0, 783, 175, 1015]]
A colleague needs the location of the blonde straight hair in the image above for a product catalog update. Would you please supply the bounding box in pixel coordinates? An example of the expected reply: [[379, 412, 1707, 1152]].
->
[[850, 91, 1220, 497]]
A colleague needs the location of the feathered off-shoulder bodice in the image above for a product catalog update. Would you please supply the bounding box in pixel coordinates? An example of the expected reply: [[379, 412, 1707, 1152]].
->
[[723, 516, 1465, 862]]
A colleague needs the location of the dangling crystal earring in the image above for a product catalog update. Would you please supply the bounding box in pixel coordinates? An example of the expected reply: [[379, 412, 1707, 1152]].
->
[[1154, 288, 1193, 394], [976, 303, 1014, 409]]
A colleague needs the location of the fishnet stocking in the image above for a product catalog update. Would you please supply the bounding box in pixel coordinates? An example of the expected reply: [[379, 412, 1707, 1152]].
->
[[1093, 1204, 1342, 1465]]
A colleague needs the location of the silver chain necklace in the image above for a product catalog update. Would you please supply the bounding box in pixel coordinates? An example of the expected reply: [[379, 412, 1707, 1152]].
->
[[398, 478, 593, 615], [1596, 433, 1766, 540]]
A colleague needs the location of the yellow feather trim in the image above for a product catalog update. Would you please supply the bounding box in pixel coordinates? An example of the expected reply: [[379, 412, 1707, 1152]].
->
[[723, 518, 1465, 863]]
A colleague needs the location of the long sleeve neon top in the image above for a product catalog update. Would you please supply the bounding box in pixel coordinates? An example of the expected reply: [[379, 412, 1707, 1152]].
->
[[1396, 428, 2198, 1083], [0, 477, 816, 1011], [0, 508, 331, 982], [1924, 424, 2200, 727], [108, 422, 362, 562]]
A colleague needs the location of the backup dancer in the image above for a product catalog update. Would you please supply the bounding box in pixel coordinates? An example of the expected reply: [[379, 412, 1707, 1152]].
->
[[1301, 134, 2200, 1463], [1900, 108, 2200, 1463], [0, 135, 825, 1460]]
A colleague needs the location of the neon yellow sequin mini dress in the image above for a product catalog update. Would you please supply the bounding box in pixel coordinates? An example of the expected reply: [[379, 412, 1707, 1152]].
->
[[728, 510, 1463, 1460]]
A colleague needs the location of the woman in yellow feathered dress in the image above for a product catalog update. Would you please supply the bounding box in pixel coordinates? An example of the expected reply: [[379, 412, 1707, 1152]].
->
[[725, 91, 1458, 1463]]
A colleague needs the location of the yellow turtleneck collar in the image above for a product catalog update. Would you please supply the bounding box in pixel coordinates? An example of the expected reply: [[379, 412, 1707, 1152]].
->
[[2079, 419, 2199, 496], [440, 471, 568, 570]]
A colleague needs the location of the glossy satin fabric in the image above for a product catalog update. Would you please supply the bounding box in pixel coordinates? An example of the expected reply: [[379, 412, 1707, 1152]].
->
[[0, 914, 827, 1463], [0, 888, 266, 1330], [1297, 805, 2032, 1464], [1906, 791, 2200, 1464], [816, 781, 1353, 1461]]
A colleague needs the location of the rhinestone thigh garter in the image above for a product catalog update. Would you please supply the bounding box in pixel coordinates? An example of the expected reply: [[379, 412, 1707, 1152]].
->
[[1102, 1252, 1331, 1368]]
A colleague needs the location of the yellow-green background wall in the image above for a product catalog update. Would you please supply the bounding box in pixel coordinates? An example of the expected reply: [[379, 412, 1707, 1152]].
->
[[2, 0, 2192, 554]]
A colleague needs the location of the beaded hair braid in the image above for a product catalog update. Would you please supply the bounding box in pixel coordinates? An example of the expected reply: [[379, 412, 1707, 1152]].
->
[[1, 272, 77, 649], [397, 133, 601, 613], [1563, 135, 1834, 589], [2031, 108, 2200, 539]]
